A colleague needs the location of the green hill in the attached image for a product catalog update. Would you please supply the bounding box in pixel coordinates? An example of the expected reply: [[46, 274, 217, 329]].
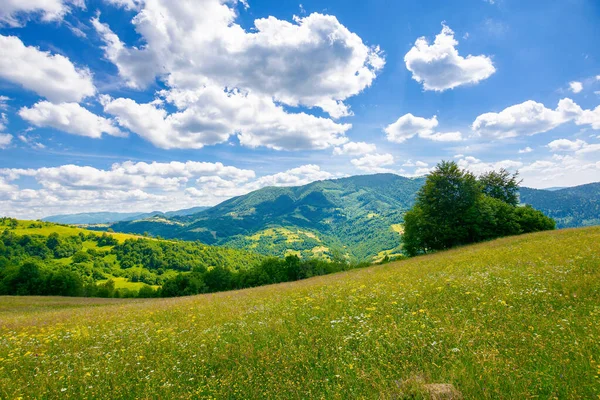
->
[[520, 182, 600, 228], [2, 227, 599, 399], [106, 174, 600, 261], [109, 174, 426, 261], [0, 218, 263, 295]]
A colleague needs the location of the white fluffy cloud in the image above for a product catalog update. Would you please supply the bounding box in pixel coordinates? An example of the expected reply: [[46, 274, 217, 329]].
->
[[0, 161, 339, 219], [92, 1, 384, 118], [102, 87, 350, 150], [351, 153, 395, 173], [519, 147, 533, 154], [472, 98, 590, 139], [547, 138, 600, 155], [404, 24, 495, 91], [547, 139, 586, 152], [569, 81, 583, 94], [19, 101, 124, 138], [520, 154, 600, 188], [0, 0, 84, 27], [384, 113, 438, 143], [384, 113, 463, 143], [456, 155, 523, 175], [0, 133, 12, 149], [333, 141, 376, 156], [0, 35, 95, 102]]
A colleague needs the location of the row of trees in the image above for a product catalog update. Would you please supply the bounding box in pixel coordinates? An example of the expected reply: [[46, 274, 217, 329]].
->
[[402, 161, 555, 256], [0, 255, 369, 298]]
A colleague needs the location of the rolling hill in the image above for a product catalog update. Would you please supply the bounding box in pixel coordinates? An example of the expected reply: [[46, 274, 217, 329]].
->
[[2, 227, 599, 398], [520, 182, 600, 228], [0, 218, 263, 294], [105, 174, 600, 261], [109, 174, 426, 261]]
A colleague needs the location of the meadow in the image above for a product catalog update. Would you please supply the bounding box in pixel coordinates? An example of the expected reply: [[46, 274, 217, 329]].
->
[[1, 227, 599, 399]]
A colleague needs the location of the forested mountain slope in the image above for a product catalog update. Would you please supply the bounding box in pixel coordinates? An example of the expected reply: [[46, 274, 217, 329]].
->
[[110, 174, 426, 261], [106, 175, 600, 260]]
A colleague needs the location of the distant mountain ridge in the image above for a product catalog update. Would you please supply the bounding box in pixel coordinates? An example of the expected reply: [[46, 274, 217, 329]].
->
[[67, 174, 600, 261], [43, 206, 210, 225], [109, 174, 426, 261], [519, 182, 600, 228]]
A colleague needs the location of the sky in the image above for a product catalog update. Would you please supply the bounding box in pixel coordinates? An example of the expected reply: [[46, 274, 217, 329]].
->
[[0, 0, 599, 219]]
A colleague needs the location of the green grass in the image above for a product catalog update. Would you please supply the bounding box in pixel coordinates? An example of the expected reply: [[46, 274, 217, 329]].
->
[[9, 220, 145, 243], [1, 227, 599, 399], [96, 277, 160, 291]]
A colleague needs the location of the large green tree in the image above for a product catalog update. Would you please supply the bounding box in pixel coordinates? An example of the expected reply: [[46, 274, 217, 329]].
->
[[402, 161, 555, 256], [403, 161, 481, 255]]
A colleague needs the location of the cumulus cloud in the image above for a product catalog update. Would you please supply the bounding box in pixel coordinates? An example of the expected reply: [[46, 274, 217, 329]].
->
[[0, 161, 338, 219], [102, 87, 350, 150], [333, 141, 376, 155], [404, 24, 495, 91], [0, 35, 95, 102], [384, 113, 462, 143], [518, 147, 533, 154], [520, 154, 600, 188], [569, 81, 583, 94], [19, 101, 124, 139], [384, 113, 438, 143], [455, 155, 523, 175], [0, 133, 12, 149], [547, 138, 600, 155], [547, 139, 586, 152], [472, 98, 593, 139], [92, 1, 384, 118], [0, 0, 84, 27], [351, 153, 395, 173]]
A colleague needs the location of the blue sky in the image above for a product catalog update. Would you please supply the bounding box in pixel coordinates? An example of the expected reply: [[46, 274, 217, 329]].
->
[[0, 0, 599, 218]]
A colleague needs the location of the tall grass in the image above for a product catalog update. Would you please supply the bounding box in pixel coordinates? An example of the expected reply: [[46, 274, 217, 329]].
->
[[1, 227, 599, 399]]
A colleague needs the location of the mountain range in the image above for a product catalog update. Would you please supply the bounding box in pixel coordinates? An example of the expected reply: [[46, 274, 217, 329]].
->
[[45, 174, 600, 261], [43, 206, 210, 225]]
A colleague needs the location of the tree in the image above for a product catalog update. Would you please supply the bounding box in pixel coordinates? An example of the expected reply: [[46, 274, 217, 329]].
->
[[402, 161, 481, 255], [402, 161, 555, 256], [479, 169, 521, 206]]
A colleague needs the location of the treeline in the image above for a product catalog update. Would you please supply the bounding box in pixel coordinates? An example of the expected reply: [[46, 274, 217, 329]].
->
[[0, 223, 372, 298], [403, 161, 556, 256], [0, 255, 369, 298], [149, 255, 369, 298]]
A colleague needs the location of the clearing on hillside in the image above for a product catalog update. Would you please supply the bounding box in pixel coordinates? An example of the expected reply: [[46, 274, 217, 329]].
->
[[1, 227, 599, 399]]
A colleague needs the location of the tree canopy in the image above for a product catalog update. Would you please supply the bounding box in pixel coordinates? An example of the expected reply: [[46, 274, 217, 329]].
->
[[402, 161, 555, 256]]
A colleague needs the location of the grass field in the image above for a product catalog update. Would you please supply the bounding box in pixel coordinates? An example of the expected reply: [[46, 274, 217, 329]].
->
[[10, 220, 146, 243], [1, 227, 599, 399]]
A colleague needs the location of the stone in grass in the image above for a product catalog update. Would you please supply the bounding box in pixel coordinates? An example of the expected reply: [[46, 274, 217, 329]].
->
[[423, 383, 462, 400], [394, 376, 462, 399]]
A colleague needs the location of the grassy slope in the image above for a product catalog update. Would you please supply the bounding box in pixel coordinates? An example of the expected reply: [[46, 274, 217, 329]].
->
[[12, 220, 145, 243], [1, 227, 599, 399]]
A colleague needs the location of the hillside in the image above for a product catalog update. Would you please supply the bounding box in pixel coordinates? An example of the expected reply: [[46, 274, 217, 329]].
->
[[2, 227, 599, 398], [0, 219, 263, 294], [105, 174, 600, 261], [109, 174, 426, 261], [520, 182, 600, 228]]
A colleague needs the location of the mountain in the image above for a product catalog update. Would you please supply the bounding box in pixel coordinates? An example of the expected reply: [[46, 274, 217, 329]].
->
[[520, 182, 600, 228], [104, 174, 600, 260], [43, 206, 210, 225], [110, 174, 426, 261]]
